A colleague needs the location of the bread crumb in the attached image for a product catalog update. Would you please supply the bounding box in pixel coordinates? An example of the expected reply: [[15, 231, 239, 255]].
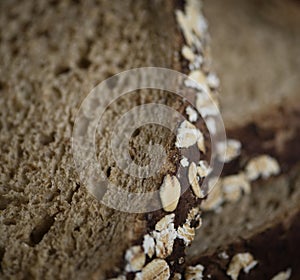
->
[[227, 253, 258, 280], [180, 156, 189, 167], [218, 251, 229, 260]]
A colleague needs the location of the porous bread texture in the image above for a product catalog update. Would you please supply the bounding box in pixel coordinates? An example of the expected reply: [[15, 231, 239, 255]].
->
[[204, 0, 300, 128], [0, 0, 183, 279]]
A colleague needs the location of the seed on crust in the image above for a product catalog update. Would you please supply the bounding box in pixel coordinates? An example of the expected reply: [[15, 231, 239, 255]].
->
[[125, 246, 146, 272], [245, 155, 280, 181], [134, 259, 170, 280], [197, 132, 206, 154], [201, 179, 223, 211], [152, 225, 177, 258], [142, 234, 155, 258], [155, 214, 175, 231], [188, 162, 204, 198], [185, 264, 205, 280], [159, 175, 181, 212], [227, 253, 258, 280], [271, 268, 292, 280], [207, 72, 220, 89], [177, 223, 195, 246], [171, 273, 182, 280], [180, 156, 189, 167], [217, 139, 241, 163], [222, 173, 251, 203], [182, 45, 195, 62], [188, 70, 209, 93], [153, 214, 176, 258], [186, 105, 198, 122], [176, 120, 204, 149], [196, 91, 219, 118], [186, 207, 202, 229], [197, 160, 211, 177]]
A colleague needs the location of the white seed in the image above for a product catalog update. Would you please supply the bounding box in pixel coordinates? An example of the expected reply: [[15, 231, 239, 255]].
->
[[186, 105, 198, 122], [180, 156, 189, 167], [218, 251, 229, 260], [186, 207, 202, 229], [227, 253, 258, 280], [271, 268, 292, 280], [196, 91, 219, 118], [142, 234, 155, 258], [217, 139, 242, 163], [177, 223, 195, 246], [176, 120, 203, 149], [152, 225, 177, 258], [201, 179, 224, 211], [159, 175, 181, 212], [153, 214, 177, 258], [222, 173, 251, 203], [125, 246, 146, 272], [135, 259, 170, 280], [188, 70, 209, 93], [207, 72, 220, 89], [182, 45, 195, 62], [197, 160, 211, 177], [245, 155, 280, 181], [188, 162, 204, 198], [172, 273, 182, 280], [197, 131, 206, 154], [155, 214, 175, 231], [185, 264, 205, 280]]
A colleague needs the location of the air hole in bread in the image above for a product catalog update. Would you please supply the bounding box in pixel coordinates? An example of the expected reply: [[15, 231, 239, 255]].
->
[[54, 65, 70, 76], [30, 215, 55, 245]]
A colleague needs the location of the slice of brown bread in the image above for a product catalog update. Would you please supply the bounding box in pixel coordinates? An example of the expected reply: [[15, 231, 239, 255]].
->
[[204, 0, 300, 128], [0, 0, 217, 279], [180, 0, 300, 278], [0, 1, 180, 279], [185, 207, 300, 279]]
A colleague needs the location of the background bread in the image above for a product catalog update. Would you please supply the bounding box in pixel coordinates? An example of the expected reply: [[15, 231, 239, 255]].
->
[[182, 0, 300, 278], [204, 0, 300, 128]]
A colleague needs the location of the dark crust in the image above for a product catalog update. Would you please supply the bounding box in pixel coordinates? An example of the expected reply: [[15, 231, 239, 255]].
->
[[222, 105, 300, 177], [185, 209, 300, 280], [121, 0, 214, 278]]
